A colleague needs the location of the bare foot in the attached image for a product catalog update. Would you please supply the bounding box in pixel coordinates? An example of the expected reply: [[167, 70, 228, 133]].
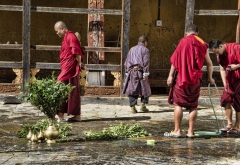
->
[[66, 115, 81, 122], [55, 112, 64, 119]]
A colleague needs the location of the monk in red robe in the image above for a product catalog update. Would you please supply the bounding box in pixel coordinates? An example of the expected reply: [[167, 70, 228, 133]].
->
[[54, 21, 84, 122], [209, 39, 240, 134], [167, 24, 215, 138]]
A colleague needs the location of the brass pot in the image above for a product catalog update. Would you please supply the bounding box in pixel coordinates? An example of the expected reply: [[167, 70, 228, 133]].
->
[[30, 134, 38, 143], [26, 129, 32, 141], [44, 119, 59, 143], [37, 128, 45, 142]]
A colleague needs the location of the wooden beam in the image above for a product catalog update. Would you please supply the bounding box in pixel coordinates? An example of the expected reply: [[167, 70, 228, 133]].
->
[[32, 63, 120, 71], [0, 61, 22, 68], [0, 44, 23, 49], [86, 64, 120, 71], [33, 45, 121, 52], [195, 10, 238, 16], [31, 62, 60, 69], [121, 0, 131, 87], [0, 5, 123, 15], [0, 5, 22, 11], [0, 61, 220, 72], [185, 0, 195, 34], [202, 66, 220, 72], [236, 1, 240, 43], [32, 6, 123, 15], [0, 44, 121, 52], [0, 62, 120, 71], [22, 0, 31, 92], [84, 47, 121, 52]]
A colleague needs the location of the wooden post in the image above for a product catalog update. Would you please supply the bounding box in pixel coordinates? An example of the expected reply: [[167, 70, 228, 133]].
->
[[184, 0, 195, 35], [22, 0, 31, 92], [236, 0, 240, 43], [121, 0, 131, 92]]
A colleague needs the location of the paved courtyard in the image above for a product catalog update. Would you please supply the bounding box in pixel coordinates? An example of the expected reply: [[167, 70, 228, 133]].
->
[[0, 94, 240, 164]]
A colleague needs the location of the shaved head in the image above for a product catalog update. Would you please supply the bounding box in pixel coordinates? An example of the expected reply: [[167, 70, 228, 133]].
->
[[54, 21, 68, 38], [54, 21, 68, 30]]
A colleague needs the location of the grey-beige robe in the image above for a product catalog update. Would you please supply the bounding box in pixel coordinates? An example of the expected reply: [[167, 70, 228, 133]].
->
[[122, 43, 151, 97]]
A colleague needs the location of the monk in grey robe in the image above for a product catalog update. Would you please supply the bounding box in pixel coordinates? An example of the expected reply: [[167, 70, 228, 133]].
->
[[122, 35, 151, 113]]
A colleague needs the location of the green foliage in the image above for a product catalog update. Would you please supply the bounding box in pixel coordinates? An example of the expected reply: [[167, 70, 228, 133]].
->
[[83, 122, 151, 140], [16, 124, 32, 138], [21, 74, 74, 118], [17, 119, 72, 140], [55, 120, 73, 139]]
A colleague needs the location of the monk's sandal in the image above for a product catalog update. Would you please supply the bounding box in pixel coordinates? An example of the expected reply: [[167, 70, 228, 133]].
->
[[131, 107, 137, 114], [140, 104, 149, 112]]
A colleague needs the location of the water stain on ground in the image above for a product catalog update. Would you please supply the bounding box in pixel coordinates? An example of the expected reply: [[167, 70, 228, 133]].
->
[[0, 118, 240, 164], [0, 98, 240, 164]]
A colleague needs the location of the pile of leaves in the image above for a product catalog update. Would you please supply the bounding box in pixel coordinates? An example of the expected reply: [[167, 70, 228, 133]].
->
[[17, 119, 72, 139], [83, 122, 151, 140]]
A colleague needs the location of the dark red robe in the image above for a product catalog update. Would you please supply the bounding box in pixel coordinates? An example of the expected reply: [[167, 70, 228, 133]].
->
[[168, 35, 208, 108], [58, 31, 84, 115], [218, 43, 240, 111]]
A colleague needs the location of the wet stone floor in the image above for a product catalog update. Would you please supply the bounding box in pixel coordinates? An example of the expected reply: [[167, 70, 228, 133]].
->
[[0, 96, 240, 164]]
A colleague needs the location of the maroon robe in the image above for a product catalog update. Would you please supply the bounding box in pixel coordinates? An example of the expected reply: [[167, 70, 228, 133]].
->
[[122, 43, 151, 97], [218, 43, 240, 111], [168, 35, 208, 108], [58, 31, 84, 115]]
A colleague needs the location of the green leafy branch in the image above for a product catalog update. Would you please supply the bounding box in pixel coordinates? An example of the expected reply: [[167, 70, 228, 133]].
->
[[83, 122, 151, 140]]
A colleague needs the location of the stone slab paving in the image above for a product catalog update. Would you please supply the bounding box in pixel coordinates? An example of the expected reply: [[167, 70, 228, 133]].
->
[[0, 94, 240, 164]]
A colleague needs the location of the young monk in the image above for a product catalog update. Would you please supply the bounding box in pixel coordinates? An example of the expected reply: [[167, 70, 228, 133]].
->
[[209, 39, 240, 134], [167, 24, 215, 138], [54, 21, 84, 122]]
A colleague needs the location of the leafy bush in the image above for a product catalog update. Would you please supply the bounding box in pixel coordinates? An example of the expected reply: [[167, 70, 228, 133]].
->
[[83, 122, 151, 140], [21, 74, 74, 118]]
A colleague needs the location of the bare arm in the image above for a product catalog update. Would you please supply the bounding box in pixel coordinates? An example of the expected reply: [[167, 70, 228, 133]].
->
[[219, 65, 227, 88], [205, 50, 215, 84], [76, 54, 85, 69], [167, 64, 175, 86], [228, 63, 240, 71]]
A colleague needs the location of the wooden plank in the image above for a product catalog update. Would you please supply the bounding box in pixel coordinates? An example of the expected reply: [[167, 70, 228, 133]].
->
[[195, 10, 238, 16], [0, 44, 23, 49], [0, 61, 22, 68], [31, 62, 60, 69], [121, 0, 131, 86], [185, 0, 195, 34], [236, 1, 240, 43], [85, 64, 120, 71], [22, 0, 31, 92], [84, 47, 121, 52], [32, 63, 120, 71], [32, 6, 123, 15], [34, 45, 121, 52], [202, 66, 220, 72], [0, 61, 220, 72], [0, 5, 123, 15], [0, 5, 22, 11], [33, 63, 120, 71], [0, 44, 121, 52]]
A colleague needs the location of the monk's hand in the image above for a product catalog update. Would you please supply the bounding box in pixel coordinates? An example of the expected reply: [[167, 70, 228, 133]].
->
[[228, 64, 240, 71], [208, 77, 215, 85], [167, 76, 173, 87], [80, 62, 86, 70], [143, 76, 148, 81]]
